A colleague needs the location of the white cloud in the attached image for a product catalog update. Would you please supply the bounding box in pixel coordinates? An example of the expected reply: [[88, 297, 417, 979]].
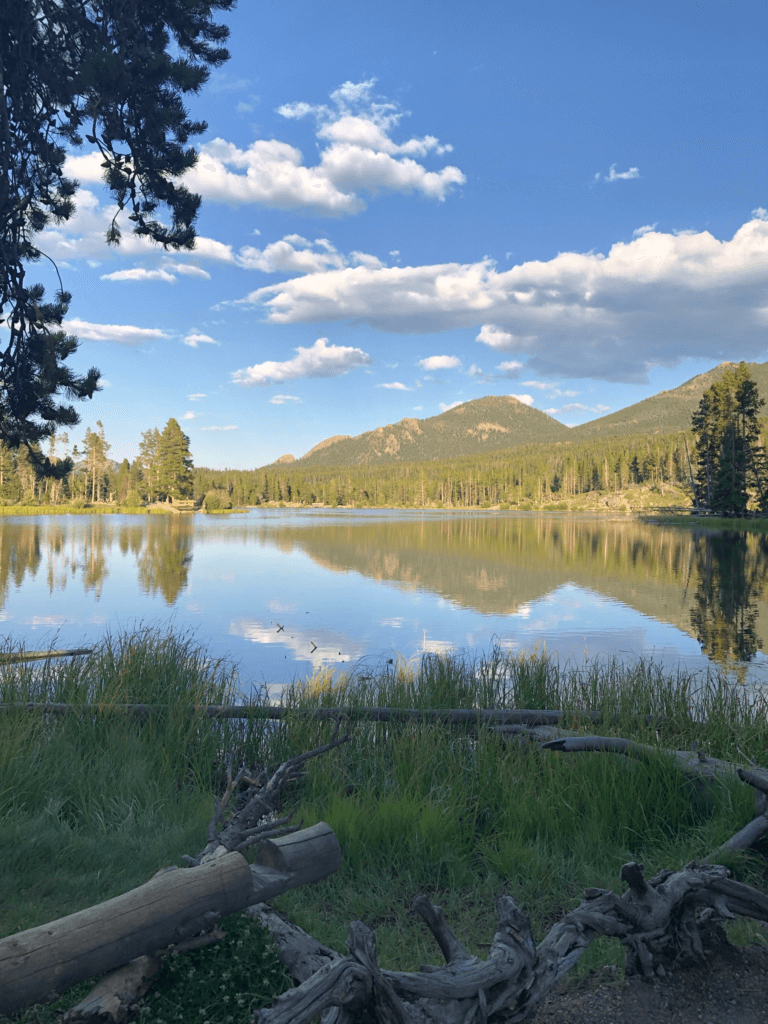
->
[[439, 400, 465, 412], [236, 234, 382, 274], [64, 318, 170, 346], [188, 393, 207, 401], [184, 332, 220, 348], [496, 360, 524, 376], [633, 223, 658, 238], [238, 216, 768, 382], [101, 267, 176, 283], [171, 79, 464, 216], [510, 394, 534, 406], [232, 337, 372, 387], [377, 381, 411, 390], [181, 411, 197, 420], [602, 163, 640, 181], [522, 380, 553, 389], [418, 354, 461, 370], [468, 365, 483, 377], [201, 425, 238, 431], [174, 263, 212, 279], [269, 394, 303, 404]]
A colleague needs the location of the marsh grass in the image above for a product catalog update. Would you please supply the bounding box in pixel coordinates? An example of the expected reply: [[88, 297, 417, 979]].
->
[[1, 628, 767, 1023]]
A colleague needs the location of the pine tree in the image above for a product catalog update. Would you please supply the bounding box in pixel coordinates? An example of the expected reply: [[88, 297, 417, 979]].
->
[[138, 427, 162, 502], [691, 363, 767, 515], [157, 418, 194, 502]]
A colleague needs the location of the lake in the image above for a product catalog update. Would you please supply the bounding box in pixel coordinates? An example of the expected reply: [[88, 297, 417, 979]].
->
[[2, 509, 768, 705]]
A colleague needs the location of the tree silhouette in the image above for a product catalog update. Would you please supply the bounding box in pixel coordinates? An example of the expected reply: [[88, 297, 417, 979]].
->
[[0, 0, 234, 477]]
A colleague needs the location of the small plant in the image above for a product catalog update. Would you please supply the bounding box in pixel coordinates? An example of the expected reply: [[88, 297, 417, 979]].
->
[[136, 911, 295, 1024]]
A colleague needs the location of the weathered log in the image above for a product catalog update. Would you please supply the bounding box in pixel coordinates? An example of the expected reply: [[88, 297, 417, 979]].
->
[[0, 718, 351, 1020], [250, 859, 768, 1024], [0, 647, 93, 664], [0, 849, 254, 1017]]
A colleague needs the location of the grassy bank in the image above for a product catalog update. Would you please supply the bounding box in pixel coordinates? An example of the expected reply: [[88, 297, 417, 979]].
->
[[642, 512, 768, 533], [1, 628, 767, 1024]]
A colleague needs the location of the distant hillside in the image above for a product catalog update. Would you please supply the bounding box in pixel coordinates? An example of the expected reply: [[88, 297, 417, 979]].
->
[[570, 360, 768, 440], [276, 396, 570, 468]]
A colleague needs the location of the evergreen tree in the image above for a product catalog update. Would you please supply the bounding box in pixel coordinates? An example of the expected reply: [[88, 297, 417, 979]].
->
[[157, 418, 194, 501], [138, 427, 162, 502], [0, 0, 234, 477], [692, 363, 767, 514]]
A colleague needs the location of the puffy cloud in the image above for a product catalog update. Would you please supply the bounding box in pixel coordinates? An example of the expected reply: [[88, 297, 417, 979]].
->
[[378, 381, 411, 390], [232, 337, 372, 387], [439, 400, 465, 412], [239, 216, 768, 382], [238, 236, 347, 274], [181, 411, 197, 420], [510, 394, 534, 406], [179, 78, 464, 215], [184, 332, 220, 348], [269, 394, 302, 404], [496, 360, 523, 377], [101, 267, 176, 282], [64, 318, 170, 346], [633, 223, 658, 238], [418, 354, 461, 370], [602, 163, 640, 182]]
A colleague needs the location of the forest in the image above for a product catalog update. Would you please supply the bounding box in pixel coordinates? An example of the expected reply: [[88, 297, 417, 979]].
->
[[4, 382, 767, 513], [0, 422, 705, 510]]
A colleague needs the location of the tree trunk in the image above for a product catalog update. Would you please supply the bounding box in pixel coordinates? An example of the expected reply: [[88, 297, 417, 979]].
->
[[0, 823, 341, 1017]]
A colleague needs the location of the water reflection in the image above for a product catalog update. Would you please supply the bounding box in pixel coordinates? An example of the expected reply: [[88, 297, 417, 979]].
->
[[690, 532, 768, 667], [1, 512, 768, 687]]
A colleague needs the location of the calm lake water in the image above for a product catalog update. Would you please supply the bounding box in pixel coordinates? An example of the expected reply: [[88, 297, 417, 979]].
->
[[2, 509, 768, 705]]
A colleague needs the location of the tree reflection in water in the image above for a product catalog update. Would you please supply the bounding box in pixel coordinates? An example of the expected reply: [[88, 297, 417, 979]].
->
[[690, 531, 768, 667]]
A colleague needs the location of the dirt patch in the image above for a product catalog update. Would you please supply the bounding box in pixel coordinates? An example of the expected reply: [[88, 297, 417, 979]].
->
[[533, 932, 768, 1024]]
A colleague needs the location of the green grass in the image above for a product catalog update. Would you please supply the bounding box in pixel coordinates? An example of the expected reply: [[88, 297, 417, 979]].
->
[[643, 512, 768, 533], [1, 628, 767, 1023]]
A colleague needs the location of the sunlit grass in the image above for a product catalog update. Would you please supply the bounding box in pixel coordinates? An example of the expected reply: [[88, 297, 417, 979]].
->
[[1, 630, 767, 1023]]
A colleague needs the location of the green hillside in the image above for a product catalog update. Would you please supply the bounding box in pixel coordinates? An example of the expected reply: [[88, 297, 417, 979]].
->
[[286, 395, 570, 468], [570, 360, 768, 439]]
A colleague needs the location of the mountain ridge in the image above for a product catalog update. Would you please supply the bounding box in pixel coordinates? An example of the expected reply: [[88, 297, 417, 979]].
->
[[263, 360, 768, 470]]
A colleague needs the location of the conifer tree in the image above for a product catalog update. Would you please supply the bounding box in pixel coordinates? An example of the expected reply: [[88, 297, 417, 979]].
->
[[0, 0, 234, 478], [157, 418, 194, 501], [691, 362, 767, 515]]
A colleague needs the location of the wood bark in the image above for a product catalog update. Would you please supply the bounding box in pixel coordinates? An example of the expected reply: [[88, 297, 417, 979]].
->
[[0, 721, 351, 1020]]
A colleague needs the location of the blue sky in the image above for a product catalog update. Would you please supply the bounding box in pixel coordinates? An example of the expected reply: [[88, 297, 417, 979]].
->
[[29, 0, 768, 469]]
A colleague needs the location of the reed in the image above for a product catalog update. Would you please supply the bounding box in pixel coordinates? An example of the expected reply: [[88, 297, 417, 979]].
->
[[1, 626, 766, 1024]]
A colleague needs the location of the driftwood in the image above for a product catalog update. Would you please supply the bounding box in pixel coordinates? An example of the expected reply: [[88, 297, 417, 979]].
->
[[0, 719, 352, 1021], [246, 858, 768, 1024], [244, 723, 768, 1023], [0, 647, 93, 665]]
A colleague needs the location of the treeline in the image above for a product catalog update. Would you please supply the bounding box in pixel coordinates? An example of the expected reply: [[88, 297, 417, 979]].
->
[[0, 419, 194, 507], [8, 417, 768, 512], [194, 431, 705, 509]]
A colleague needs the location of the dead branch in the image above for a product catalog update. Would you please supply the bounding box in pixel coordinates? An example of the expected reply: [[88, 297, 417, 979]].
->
[[250, 860, 768, 1024]]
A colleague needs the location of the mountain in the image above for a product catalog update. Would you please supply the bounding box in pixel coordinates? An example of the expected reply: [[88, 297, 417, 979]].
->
[[278, 396, 570, 468], [264, 359, 768, 470], [570, 360, 768, 440]]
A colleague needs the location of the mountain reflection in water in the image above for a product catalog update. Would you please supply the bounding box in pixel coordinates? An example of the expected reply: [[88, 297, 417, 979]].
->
[[1, 511, 767, 691]]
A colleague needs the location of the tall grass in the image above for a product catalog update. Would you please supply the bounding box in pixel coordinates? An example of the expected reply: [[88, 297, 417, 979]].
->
[[1, 628, 767, 1024]]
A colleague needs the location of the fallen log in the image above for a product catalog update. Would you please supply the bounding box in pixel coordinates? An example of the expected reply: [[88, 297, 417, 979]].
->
[[0, 719, 352, 1020]]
